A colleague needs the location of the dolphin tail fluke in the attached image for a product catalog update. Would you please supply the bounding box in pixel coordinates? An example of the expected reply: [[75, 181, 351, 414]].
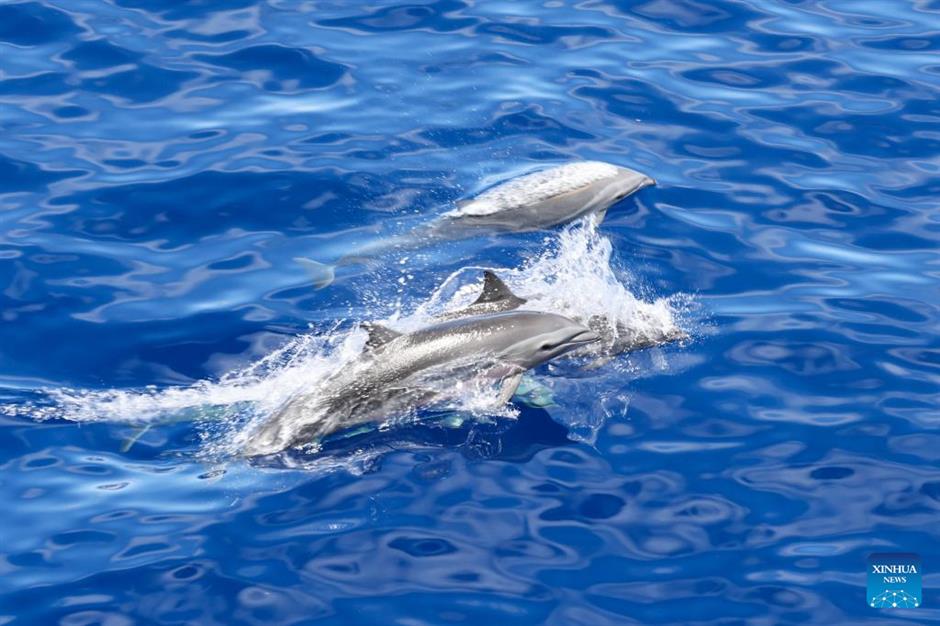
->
[[497, 371, 525, 405], [296, 253, 387, 290], [295, 257, 336, 290]]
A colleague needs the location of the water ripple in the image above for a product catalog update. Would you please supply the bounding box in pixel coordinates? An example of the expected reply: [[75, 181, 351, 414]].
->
[[1, 0, 939, 624]]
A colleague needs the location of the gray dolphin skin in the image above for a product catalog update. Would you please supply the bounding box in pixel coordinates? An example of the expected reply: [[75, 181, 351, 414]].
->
[[302, 161, 654, 288], [440, 271, 686, 365], [429, 160, 655, 235], [244, 311, 599, 456]]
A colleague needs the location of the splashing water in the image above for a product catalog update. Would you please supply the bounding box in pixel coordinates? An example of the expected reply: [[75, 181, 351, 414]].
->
[[413, 216, 687, 347], [408, 217, 691, 443], [5, 324, 368, 455], [5, 219, 689, 457]]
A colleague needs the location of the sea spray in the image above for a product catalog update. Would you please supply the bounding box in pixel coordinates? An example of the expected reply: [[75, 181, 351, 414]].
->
[[7, 322, 364, 426], [408, 217, 688, 443], [414, 216, 685, 356]]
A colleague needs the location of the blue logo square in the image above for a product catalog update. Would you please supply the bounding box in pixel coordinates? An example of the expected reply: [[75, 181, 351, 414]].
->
[[868, 553, 921, 608]]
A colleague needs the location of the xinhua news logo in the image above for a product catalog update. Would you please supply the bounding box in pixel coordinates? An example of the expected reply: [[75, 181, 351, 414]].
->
[[868, 553, 921, 609]]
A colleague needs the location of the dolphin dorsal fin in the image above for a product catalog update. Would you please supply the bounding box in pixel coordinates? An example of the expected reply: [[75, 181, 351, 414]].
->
[[473, 270, 526, 306], [361, 322, 402, 350]]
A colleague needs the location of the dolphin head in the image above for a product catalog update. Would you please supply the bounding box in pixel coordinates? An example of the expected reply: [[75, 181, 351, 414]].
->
[[493, 311, 600, 370], [596, 166, 655, 215], [613, 166, 655, 199], [544, 162, 654, 224]]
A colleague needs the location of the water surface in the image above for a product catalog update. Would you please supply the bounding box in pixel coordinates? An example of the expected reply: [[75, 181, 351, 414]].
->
[[1, 0, 939, 624]]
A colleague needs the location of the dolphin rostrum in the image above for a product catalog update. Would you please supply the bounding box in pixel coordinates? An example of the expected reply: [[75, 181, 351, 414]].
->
[[302, 160, 654, 288], [438, 271, 686, 366], [243, 310, 599, 455]]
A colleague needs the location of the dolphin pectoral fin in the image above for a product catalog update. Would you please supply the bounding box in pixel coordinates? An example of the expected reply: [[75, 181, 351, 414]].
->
[[120, 424, 151, 452], [497, 371, 524, 405], [295, 257, 335, 290], [514, 376, 556, 408]]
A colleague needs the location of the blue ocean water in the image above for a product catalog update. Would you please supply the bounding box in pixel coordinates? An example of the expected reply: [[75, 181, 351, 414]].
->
[[1, 0, 939, 623]]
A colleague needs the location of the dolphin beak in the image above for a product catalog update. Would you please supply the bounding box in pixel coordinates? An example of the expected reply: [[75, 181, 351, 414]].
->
[[569, 328, 601, 346], [615, 167, 656, 197], [628, 172, 655, 191]]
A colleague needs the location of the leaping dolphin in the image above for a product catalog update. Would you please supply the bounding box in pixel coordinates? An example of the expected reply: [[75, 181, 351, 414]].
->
[[429, 161, 654, 235], [243, 310, 599, 455], [301, 161, 654, 288]]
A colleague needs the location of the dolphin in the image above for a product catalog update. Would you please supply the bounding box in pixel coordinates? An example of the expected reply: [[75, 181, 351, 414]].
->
[[428, 161, 654, 235], [243, 310, 599, 455], [438, 271, 686, 366], [301, 161, 654, 288]]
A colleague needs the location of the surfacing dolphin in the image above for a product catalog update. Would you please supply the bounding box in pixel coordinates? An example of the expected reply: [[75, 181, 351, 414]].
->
[[243, 310, 599, 456], [302, 161, 654, 288], [428, 160, 654, 235], [439, 271, 686, 367]]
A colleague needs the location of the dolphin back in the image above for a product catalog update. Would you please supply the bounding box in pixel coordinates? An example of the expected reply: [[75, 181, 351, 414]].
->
[[437, 161, 654, 232]]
